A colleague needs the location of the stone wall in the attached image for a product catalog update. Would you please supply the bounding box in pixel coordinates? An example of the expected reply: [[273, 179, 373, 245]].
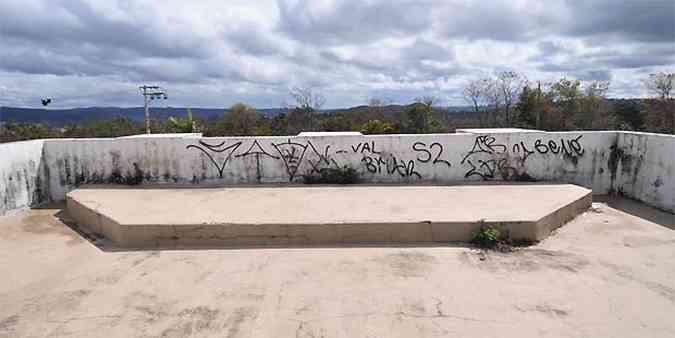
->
[[1, 131, 673, 215]]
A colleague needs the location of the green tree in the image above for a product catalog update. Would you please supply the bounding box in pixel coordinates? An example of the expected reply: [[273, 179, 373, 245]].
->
[[269, 113, 289, 135], [287, 107, 313, 135], [360, 119, 395, 134], [514, 85, 538, 128], [1, 122, 58, 142], [551, 77, 582, 129], [319, 112, 353, 131], [223, 102, 261, 135], [514, 81, 554, 129], [580, 81, 611, 130], [86, 117, 140, 137], [610, 99, 642, 131], [402, 101, 441, 133]]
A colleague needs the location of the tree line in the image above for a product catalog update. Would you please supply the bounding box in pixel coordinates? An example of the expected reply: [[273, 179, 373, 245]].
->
[[1, 72, 672, 143], [463, 71, 673, 133]]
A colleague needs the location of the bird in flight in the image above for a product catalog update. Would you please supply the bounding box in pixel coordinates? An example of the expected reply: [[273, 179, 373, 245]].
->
[[41, 98, 52, 106]]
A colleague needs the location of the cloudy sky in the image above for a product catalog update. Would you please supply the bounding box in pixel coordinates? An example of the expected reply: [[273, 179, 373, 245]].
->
[[0, 0, 673, 109]]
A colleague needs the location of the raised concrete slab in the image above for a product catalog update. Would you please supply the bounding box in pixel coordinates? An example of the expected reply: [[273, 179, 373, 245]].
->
[[66, 184, 591, 248]]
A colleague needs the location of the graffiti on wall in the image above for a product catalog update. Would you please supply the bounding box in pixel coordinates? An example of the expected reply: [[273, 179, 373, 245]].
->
[[271, 140, 309, 181], [413, 142, 452, 167], [460, 136, 513, 180], [186, 140, 242, 178], [234, 140, 279, 181], [511, 135, 585, 160], [361, 154, 421, 178], [185, 134, 585, 182], [460, 135, 585, 180]]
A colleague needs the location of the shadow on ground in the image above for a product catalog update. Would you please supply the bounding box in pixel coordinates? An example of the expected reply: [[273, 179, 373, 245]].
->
[[595, 195, 675, 230]]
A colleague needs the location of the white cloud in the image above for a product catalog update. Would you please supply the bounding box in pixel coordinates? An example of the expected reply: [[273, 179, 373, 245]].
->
[[0, 0, 672, 108]]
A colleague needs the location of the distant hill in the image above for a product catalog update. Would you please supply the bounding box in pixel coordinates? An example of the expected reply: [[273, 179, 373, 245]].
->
[[0, 107, 289, 126], [0, 104, 473, 127]]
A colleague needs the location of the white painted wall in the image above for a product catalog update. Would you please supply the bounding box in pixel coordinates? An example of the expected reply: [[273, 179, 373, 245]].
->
[[42, 131, 615, 199], [614, 132, 675, 213], [1, 131, 673, 215], [0, 140, 48, 215]]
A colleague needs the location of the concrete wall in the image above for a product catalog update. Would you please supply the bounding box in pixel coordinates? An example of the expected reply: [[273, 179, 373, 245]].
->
[[612, 132, 675, 213], [42, 131, 615, 199], [1, 130, 673, 215], [0, 140, 49, 215]]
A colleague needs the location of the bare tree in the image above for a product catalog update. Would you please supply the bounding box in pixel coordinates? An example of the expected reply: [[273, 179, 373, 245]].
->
[[289, 86, 326, 111], [287, 86, 326, 132], [463, 80, 483, 112], [643, 72, 674, 133], [585, 80, 610, 98], [415, 96, 440, 108], [367, 97, 391, 107], [365, 97, 391, 123], [582, 81, 611, 129], [463, 79, 491, 127], [497, 71, 527, 126], [483, 78, 501, 127], [644, 72, 674, 100]]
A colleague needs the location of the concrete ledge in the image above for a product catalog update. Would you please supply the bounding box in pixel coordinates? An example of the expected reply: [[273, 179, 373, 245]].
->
[[66, 184, 592, 248]]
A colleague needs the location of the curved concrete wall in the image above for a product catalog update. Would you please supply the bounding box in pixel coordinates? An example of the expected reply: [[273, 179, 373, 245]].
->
[[1, 131, 673, 215], [612, 132, 675, 212], [0, 140, 49, 215]]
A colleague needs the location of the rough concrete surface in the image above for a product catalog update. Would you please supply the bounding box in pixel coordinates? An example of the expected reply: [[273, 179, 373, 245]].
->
[[0, 197, 674, 337]]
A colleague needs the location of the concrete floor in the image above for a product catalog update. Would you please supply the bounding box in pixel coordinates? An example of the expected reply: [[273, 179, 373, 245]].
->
[[0, 197, 674, 338]]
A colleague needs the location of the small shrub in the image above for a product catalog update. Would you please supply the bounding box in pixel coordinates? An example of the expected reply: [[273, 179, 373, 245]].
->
[[302, 166, 359, 184], [470, 224, 502, 248]]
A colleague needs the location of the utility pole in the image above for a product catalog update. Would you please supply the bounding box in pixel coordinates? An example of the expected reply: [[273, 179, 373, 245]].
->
[[536, 81, 542, 130], [138, 85, 167, 134]]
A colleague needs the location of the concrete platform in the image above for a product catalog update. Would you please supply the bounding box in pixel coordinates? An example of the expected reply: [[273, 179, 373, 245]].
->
[[66, 184, 592, 248]]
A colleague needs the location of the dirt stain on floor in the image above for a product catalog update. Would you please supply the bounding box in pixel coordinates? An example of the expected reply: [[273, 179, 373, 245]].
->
[[224, 307, 259, 338], [0, 315, 20, 334], [159, 306, 221, 338], [17, 210, 85, 246], [600, 262, 675, 303], [622, 235, 675, 248], [515, 304, 570, 318], [459, 249, 590, 274], [377, 251, 438, 277]]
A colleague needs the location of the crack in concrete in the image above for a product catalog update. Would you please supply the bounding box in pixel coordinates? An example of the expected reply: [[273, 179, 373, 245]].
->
[[46, 314, 123, 324]]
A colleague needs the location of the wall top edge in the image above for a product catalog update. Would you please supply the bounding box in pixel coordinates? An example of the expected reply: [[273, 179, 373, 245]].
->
[[0, 139, 46, 147], [616, 131, 675, 139], [1, 130, 673, 146]]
